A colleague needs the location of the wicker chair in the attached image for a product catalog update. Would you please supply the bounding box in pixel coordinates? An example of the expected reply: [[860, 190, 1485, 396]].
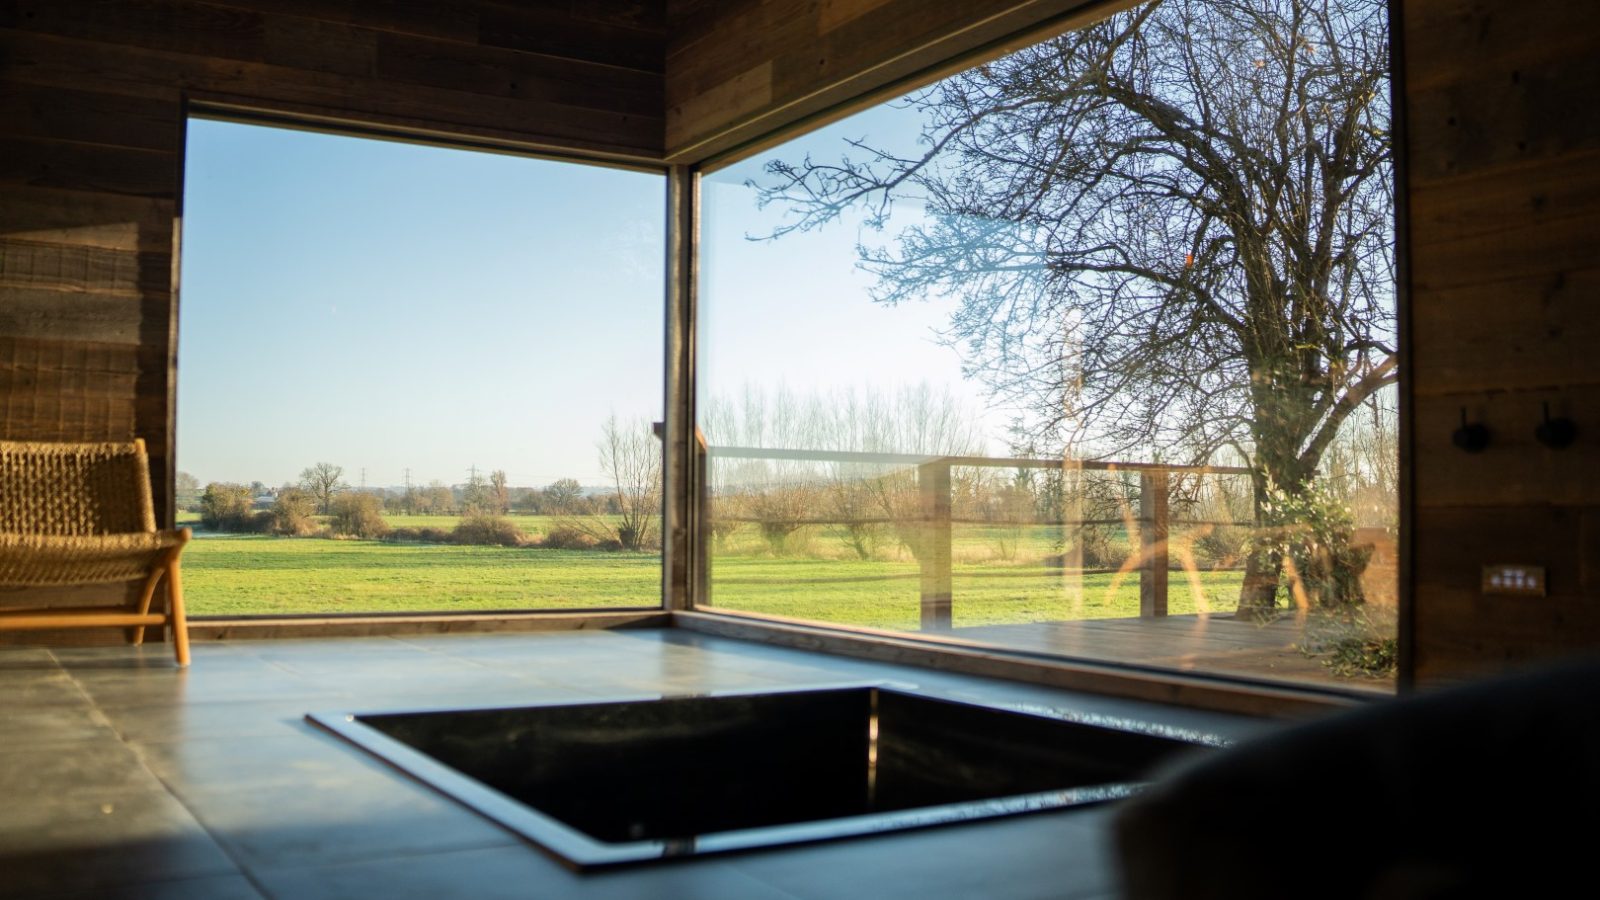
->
[[0, 439, 192, 666]]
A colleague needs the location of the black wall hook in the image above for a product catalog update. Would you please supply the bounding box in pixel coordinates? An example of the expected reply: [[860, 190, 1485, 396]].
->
[[1453, 408, 1490, 453], [1535, 402, 1577, 449]]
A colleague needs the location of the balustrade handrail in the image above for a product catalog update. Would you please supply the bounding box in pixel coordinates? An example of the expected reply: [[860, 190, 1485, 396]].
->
[[705, 444, 1252, 474], [698, 443, 1254, 630]]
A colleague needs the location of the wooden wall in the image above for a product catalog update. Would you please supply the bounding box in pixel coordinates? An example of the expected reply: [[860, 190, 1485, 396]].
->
[[1404, 0, 1600, 683], [8, 0, 1600, 683], [664, 0, 1135, 163], [0, 0, 665, 630]]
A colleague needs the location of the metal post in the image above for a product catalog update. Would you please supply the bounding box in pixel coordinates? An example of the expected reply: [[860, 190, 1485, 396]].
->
[[694, 428, 709, 606], [918, 459, 953, 630], [1061, 459, 1084, 604], [1139, 469, 1169, 618]]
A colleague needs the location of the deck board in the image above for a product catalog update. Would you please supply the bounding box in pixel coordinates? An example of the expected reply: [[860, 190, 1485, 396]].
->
[[952, 614, 1395, 696]]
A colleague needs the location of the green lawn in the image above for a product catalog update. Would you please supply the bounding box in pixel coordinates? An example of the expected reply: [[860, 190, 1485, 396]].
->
[[706, 556, 1243, 630], [176, 511, 576, 537], [184, 536, 660, 615], [183, 524, 1244, 627]]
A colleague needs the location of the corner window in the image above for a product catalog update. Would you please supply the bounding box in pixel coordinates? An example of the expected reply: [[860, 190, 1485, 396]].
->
[[697, 0, 1397, 692], [178, 120, 664, 615]]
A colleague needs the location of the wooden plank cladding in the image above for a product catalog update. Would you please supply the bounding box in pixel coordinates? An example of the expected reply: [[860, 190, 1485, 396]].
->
[[663, 0, 1136, 163], [0, 2, 668, 161], [0, 337, 142, 442], [1404, 0, 1600, 684]]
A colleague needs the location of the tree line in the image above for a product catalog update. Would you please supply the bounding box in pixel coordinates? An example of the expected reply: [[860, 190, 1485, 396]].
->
[[186, 415, 663, 552], [702, 383, 1394, 605]]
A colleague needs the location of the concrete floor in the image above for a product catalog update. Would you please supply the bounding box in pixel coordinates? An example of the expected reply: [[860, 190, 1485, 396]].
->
[[0, 628, 1275, 899]]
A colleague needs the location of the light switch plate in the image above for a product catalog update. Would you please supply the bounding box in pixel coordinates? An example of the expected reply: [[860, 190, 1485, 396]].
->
[[1482, 564, 1546, 597]]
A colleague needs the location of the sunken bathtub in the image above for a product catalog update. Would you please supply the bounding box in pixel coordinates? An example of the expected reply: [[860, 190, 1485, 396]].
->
[[310, 686, 1215, 869]]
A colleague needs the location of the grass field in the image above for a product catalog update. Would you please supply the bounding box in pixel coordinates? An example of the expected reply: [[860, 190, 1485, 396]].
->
[[182, 516, 1245, 628], [183, 536, 659, 615], [705, 557, 1243, 630], [177, 510, 564, 537]]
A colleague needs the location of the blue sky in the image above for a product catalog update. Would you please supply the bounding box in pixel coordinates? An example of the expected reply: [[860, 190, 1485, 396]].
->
[[177, 103, 1002, 489], [701, 100, 1008, 449]]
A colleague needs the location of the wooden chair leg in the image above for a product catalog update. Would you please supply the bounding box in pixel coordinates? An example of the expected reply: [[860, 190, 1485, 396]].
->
[[129, 567, 165, 646], [168, 558, 190, 668]]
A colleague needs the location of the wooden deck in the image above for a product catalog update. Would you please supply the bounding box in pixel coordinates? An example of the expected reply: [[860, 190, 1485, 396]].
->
[[952, 613, 1395, 696]]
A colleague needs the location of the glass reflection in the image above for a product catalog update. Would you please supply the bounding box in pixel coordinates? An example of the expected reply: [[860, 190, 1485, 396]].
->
[[698, 0, 1397, 692]]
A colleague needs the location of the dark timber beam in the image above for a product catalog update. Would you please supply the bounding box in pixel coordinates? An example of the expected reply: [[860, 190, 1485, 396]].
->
[[661, 165, 701, 611]]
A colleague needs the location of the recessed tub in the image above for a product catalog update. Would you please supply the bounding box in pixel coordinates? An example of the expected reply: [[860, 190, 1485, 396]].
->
[[309, 686, 1216, 869]]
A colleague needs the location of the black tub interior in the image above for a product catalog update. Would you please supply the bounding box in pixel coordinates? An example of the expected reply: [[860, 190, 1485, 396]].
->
[[314, 687, 1206, 867]]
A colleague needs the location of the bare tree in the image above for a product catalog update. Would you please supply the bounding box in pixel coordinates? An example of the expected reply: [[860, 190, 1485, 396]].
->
[[298, 462, 346, 515], [460, 469, 490, 515], [175, 470, 202, 511], [704, 383, 987, 559], [558, 416, 661, 551], [489, 470, 510, 516], [754, 0, 1394, 614], [543, 478, 587, 514], [415, 481, 454, 515], [1318, 389, 1398, 529]]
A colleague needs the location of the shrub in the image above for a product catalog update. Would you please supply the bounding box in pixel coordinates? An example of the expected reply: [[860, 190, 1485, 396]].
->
[[1077, 526, 1134, 570], [199, 482, 255, 532], [1323, 635, 1399, 678], [328, 491, 390, 539], [540, 526, 597, 550], [710, 518, 743, 550], [1259, 478, 1372, 607], [1190, 524, 1249, 569], [386, 526, 453, 544], [266, 488, 318, 536], [451, 515, 525, 547], [829, 521, 884, 560]]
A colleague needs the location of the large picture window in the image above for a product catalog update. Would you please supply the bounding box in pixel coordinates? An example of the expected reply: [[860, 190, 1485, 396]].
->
[[178, 120, 664, 615], [697, 0, 1397, 692]]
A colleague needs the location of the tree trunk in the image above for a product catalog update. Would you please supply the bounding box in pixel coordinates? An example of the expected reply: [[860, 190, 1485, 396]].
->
[[1237, 546, 1283, 620], [1234, 380, 1309, 619]]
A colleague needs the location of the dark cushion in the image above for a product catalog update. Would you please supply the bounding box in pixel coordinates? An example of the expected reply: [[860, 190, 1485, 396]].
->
[[1114, 658, 1600, 899]]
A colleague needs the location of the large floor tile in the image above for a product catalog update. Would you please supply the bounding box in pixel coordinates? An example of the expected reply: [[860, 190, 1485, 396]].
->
[[102, 696, 356, 745], [69, 672, 328, 710], [0, 741, 165, 803], [726, 807, 1123, 900], [252, 844, 803, 900], [136, 730, 424, 794], [137, 730, 517, 868], [33, 874, 266, 900], [0, 646, 63, 668], [0, 788, 238, 898], [0, 670, 86, 707], [0, 703, 120, 750], [175, 782, 517, 869]]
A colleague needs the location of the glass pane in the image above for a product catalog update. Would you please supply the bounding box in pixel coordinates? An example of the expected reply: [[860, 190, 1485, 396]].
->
[[178, 120, 664, 614], [699, 0, 1397, 692]]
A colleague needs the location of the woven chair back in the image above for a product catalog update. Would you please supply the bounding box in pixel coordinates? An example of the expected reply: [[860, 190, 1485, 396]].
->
[[0, 440, 156, 536]]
